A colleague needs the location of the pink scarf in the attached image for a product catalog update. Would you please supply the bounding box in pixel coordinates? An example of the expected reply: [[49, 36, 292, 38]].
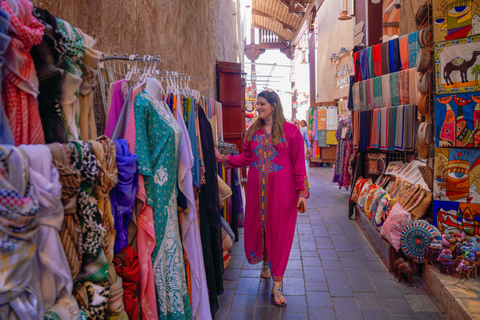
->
[[2, 0, 45, 145], [104, 80, 127, 137]]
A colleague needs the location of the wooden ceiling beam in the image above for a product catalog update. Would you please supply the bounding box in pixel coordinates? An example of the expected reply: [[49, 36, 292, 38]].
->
[[291, 0, 323, 46], [289, 3, 306, 13], [252, 8, 297, 30], [251, 23, 288, 41]]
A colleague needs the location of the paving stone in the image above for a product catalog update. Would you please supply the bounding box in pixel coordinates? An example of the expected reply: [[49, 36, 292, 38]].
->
[[383, 298, 416, 316], [361, 260, 387, 272], [242, 260, 261, 269], [322, 260, 343, 271], [374, 283, 405, 299], [306, 281, 329, 292], [327, 277, 354, 297], [240, 269, 261, 278], [301, 251, 320, 257], [333, 297, 361, 314], [284, 269, 304, 278], [340, 257, 362, 268], [286, 259, 303, 270], [414, 311, 448, 320], [231, 294, 257, 311], [336, 251, 357, 258], [230, 255, 246, 266], [283, 277, 305, 296], [236, 278, 260, 295], [224, 268, 241, 280], [335, 313, 364, 320], [300, 241, 318, 251], [303, 256, 322, 267], [355, 293, 385, 310], [324, 270, 347, 279], [307, 291, 333, 308], [282, 312, 308, 320], [404, 294, 441, 312], [360, 308, 391, 320], [307, 307, 336, 320], [283, 295, 308, 313], [254, 306, 282, 319], [223, 280, 238, 289], [256, 289, 273, 306], [350, 281, 377, 293], [356, 249, 379, 261], [304, 267, 326, 281], [299, 234, 315, 241]]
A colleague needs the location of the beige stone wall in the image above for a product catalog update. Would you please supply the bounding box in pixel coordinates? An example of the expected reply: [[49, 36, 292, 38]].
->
[[399, 0, 425, 36], [316, 0, 354, 102], [32, 0, 240, 98]]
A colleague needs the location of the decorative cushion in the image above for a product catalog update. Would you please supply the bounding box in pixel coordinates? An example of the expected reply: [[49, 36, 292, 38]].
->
[[370, 189, 387, 222], [351, 177, 368, 203], [407, 190, 433, 220], [380, 203, 412, 250], [358, 180, 373, 209], [374, 193, 396, 228], [368, 188, 385, 220], [401, 220, 440, 263], [364, 184, 379, 215]]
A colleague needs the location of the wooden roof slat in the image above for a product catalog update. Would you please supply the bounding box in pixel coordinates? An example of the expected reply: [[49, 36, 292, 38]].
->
[[252, 0, 301, 30], [252, 15, 294, 41]]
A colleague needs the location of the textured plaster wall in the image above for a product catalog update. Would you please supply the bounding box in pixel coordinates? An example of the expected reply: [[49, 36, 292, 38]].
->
[[32, 0, 240, 98], [316, 0, 354, 102], [399, 0, 424, 36]]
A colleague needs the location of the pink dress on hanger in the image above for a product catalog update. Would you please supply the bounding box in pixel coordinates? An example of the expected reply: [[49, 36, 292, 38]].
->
[[223, 122, 309, 282]]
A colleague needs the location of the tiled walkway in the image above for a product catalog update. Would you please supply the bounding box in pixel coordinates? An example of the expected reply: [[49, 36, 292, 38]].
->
[[216, 166, 446, 320]]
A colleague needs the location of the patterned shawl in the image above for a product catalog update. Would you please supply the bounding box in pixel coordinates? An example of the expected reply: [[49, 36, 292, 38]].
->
[[381, 75, 391, 108], [352, 82, 360, 111], [404, 104, 417, 151], [398, 69, 410, 105], [389, 72, 400, 107], [408, 31, 419, 69], [371, 109, 380, 148], [73, 281, 110, 320], [1, 0, 45, 145], [0, 146, 39, 319], [353, 111, 360, 150], [367, 47, 374, 80], [366, 78, 374, 110], [387, 106, 396, 150], [111, 139, 138, 254], [353, 51, 362, 82], [372, 44, 382, 77], [408, 68, 419, 104], [373, 76, 383, 109], [113, 246, 140, 320], [380, 107, 388, 150], [359, 80, 367, 111], [399, 35, 409, 70], [360, 49, 370, 80], [90, 136, 118, 263], [394, 105, 405, 150]]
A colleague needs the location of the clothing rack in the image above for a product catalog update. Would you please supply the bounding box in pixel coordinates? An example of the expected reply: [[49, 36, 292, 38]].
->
[[97, 53, 197, 115]]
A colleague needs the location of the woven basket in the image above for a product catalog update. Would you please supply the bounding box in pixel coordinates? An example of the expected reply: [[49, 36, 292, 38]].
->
[[418, 93, 431, 116], [408, 190, 432, 220], [418, 166, 433, 191], [218, 175, 232, 208]]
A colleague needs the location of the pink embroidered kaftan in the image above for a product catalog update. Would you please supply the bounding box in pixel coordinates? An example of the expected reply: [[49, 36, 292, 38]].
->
[[223, 122, 309, 282]]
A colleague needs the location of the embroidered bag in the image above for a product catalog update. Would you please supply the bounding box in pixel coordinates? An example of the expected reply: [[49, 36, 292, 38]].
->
[[380, 203, 412, 250]]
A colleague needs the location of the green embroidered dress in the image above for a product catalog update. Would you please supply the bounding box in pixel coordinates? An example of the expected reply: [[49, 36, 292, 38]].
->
[[135, 92, 192, 319]]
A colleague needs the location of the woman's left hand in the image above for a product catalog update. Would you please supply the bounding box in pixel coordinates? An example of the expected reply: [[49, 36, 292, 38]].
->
[[297, 197, 307, 213]]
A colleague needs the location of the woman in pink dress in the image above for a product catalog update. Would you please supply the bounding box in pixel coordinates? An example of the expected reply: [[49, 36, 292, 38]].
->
[[215, 89, 309, 307]]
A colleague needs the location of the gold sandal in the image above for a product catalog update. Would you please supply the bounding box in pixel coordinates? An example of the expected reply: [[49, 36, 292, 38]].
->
[[261, 261, 271, 279], [271, 283, 287, 307]]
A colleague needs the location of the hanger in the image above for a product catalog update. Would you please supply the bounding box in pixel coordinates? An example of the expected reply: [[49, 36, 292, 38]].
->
[[125, 54, 137, 81]]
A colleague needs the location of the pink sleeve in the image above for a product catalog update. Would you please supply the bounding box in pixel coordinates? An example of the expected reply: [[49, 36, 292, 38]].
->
[[222, 138, 253, 169], [290, 128, 310, 199]]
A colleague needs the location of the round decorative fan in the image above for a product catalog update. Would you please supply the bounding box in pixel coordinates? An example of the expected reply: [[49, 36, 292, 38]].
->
[[400, 220, 440, 263]]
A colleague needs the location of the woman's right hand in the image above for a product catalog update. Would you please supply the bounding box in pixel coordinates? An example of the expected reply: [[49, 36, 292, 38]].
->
[[215, 148, 223, 162]]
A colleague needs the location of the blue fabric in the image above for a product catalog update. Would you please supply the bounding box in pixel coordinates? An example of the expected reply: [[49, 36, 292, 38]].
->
[[187, 98, 201, 188], [111, 139, 139, 254], [360, 49, 370, 80], [408, 31, 419, 69], [0, 9, 13, 145], [389, 38, 401, 73], [300, 127, 311, 149]]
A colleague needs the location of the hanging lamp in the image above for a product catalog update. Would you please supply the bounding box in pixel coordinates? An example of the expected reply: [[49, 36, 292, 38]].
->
[[338, 0, 353, 20]]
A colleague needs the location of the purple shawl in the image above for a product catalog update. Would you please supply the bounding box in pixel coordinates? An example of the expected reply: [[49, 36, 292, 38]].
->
[[111, 139, 138, 254]]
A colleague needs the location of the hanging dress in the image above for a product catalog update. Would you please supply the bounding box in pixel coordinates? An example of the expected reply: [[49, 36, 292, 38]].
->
[[135, 91, 192, 319]]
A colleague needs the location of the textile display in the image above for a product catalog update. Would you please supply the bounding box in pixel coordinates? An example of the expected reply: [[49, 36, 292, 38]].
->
[[433, 200, 480, 236], [435, 93, 480, 148], [317, 107, 327, 130], [326, 130, 338, 145], [380, 203, 412, 251], [352, 82, 360, 111], [380, 107, 388, 150], [399, 35, 409, 70], [408, 68, 419, 104], [371, 109, 380, 148], [372, 44, 383, 77], [408, 31, 420, 68], [381, 41, 390, 75], [366, 78, 374, 109], [394, 105, 405, 150], [360, 48, 370, 80], [353, 51, 362, 82], [434, 148, 480, 204], [387, 106, 396, 150], [389, 72, 400, 107], [434, 35, 480, 94], [389, 38, 401, 73], [312, 107, 319, 141], [367, 47, 374, 80], [398, 69, 410, 105], [318, 129, 328, 147], [403, 104, 417, 152], [381, 75, 391, 108], [373, 76, 383, 109], [326, 108, 338, 130], [359, 80, 367, 111], [353, 111, 360, 150], [433, 0, 480, 42]]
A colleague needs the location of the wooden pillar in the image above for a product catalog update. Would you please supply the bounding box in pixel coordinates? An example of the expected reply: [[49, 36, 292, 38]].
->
[[309, 31, 316, 106]]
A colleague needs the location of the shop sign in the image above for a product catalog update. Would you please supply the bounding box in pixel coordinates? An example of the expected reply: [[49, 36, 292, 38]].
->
[[335, 61, 354, 88]]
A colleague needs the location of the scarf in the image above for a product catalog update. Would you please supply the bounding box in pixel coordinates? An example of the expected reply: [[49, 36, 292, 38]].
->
[[404, 104, 417, 151], [371, 109, 380, 148], [353, 51, 362, 82], [90, 136, 118, 265], [373, 76, 383, 109], [398, 69, 410, 105], [389, 71, 399, 107], [111, 139, 138, 254], [408, 31, 419, 69], [399, 35, 409, 70], [380, 107, 388, 150], [18, 144, 77, 315], [408, 68, 419, 104], [360, 49, 370, 80], [347, 75, 356, 110], [394, 105, 405, 150], [366, 78, 374, 110], [48, 142, 83, 281], [0, 8, 13, 145], [387, 106, 396, 150], [104, 80, 127, 138], [359, 111, 366, 150], [381, 41, 390, 75], [381, 75, 391, 108], [113, 246, 140, 320], [389, 38, 401, 73], [367, 47, 374, 80], [2, 0, 45, 146], [372, 44, 382, 77], [0, 146, 39, 320], [105, 264, 128, 319], [352, 82, 360, 111], [73, 281, 110, 320], [359, 80, 367, 111], [353, 111, 360, 150]]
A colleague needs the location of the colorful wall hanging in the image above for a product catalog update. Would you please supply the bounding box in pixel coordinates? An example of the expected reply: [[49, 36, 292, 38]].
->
[[435, 93, 480, 147], [326, 108, 338, 130], [318, 130, 328, 147], [433, 200, 480, 236], [317, 107, 327, 130], [434, 35, 480, 94], [326, 130, 338, 145], [433, 0, 480, 42], [433, 148, 480, 203]]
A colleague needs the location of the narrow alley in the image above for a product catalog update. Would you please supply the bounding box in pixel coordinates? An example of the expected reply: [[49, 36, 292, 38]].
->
[[216, 166, 446, 320]]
